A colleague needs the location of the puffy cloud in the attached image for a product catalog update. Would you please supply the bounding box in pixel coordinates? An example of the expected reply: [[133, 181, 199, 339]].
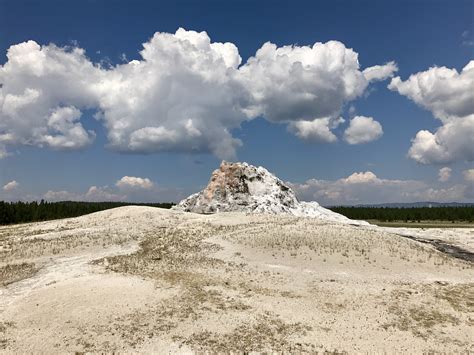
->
[[288, 117, 344, 143], [289, 171, 470, 205], [43, 184, 187, 203], [343, 116, 383, 144], [389, 61, 474, 164], [0, 29, 396, 158], [85, 186, 125, 202], [3, 180, 19, 191], [389, 61, 474, 121], [43, 106, 94, 149], [94, 28, 247, 159], [0, 41, 100, 154], [438, 167, 452, 182], [2, 174, 186, 203], [463, 169, 474, 182], [407, 115, 474, 164], [116, 176, 154, 189], [239, 41, 370, 123], [343, 171, 379, 184], [0, 30, 245, 159], [363, 61, 398, 82], [43, 186, 125, 202]]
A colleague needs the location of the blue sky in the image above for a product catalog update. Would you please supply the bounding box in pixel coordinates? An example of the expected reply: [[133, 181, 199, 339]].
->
[[0, 0, 473, 205]]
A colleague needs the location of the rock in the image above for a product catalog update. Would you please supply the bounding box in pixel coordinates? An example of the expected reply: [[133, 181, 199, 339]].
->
[[174, 161, 369, 225]]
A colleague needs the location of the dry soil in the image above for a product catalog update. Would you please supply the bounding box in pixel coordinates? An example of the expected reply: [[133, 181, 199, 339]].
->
[[0, 206, 472, 353]]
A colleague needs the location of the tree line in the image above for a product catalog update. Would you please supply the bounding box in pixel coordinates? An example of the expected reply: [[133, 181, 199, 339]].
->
[[1, 201, 473, 226], [0, 200, 174, 225], [329, 206, 474, 222]]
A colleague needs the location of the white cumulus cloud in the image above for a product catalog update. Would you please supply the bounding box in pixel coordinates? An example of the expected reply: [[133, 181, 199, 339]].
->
[[363, 61, 398, 82], [94, 28, 247, 160], [116, 176, 154, 189], [289, 171, 471, 205], [438, 167, 452, 182], [389, 61, 474, 164], [0, 41, 100, 155], [239, 41, 370, 124], [85, 186, 125, 201], [43, 186, 125, 202], [343, 171, 379, 184], [3, 180, 19, 191], [343, 116, 383, 144], [288, 117, 344, 143], [0, 29, 396, 158], [389, 61, 474, 121], [407, 115, 474, 164]]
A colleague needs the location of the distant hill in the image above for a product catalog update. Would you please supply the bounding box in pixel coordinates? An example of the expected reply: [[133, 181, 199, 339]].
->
[[351, 202, 474, 208]]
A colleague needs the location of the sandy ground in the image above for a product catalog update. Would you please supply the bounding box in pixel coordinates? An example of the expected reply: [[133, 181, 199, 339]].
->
[[0, 206, 472, 353]]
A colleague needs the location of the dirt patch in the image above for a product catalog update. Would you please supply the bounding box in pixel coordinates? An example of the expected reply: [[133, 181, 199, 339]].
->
[[0, 321, 15, 350], [384, 305, 459, 339], [383, 283, 472, 341], [94, 225, 225, 277], [0, 263, 38, 286], [176, 312, 313, 352]]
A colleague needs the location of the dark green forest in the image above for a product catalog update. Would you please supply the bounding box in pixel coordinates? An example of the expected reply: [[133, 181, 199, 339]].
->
[[1, 201, 473, 226], [329, 206, 474, 222], [0, 201, 174, 225]]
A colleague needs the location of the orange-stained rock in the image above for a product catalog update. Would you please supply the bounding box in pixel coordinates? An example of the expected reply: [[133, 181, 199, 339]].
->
[[174, 161, 369, 225]]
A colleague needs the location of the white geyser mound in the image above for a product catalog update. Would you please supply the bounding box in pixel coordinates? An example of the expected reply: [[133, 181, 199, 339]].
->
[[175, 161, 368, 225]]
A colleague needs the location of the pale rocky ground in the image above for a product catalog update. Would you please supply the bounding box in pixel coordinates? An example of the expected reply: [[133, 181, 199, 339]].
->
[[378, 226, 474, 254], [0, 206, 473, 353]]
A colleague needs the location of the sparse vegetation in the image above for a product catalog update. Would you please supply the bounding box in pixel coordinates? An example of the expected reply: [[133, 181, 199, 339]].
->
[[430, 283, 474, 313], [0, 321, 15, 350], [1, 207, 472, 353], [178, 312, 313, 352], [383, 283, 473, 341], [0, 262, 38, 286], [384, 305, 460, 339], [215, 216, 460, 267]]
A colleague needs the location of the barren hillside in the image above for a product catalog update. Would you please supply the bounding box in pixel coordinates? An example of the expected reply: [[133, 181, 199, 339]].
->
[[0, 206, 472, 353]]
